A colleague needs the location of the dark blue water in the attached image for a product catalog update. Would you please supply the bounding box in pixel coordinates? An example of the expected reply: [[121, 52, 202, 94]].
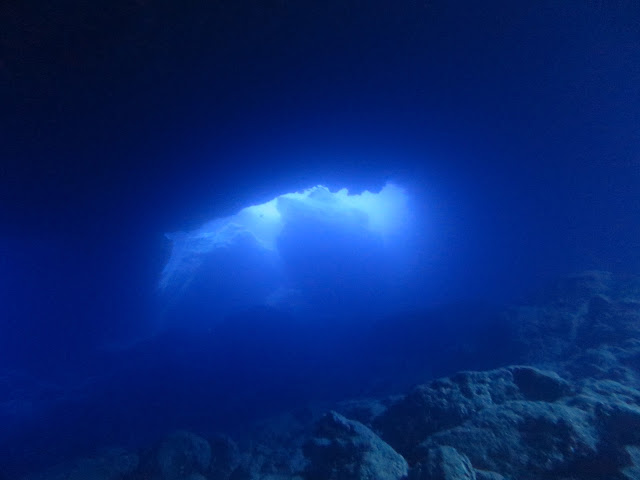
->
[[1, 1, 639, 477]]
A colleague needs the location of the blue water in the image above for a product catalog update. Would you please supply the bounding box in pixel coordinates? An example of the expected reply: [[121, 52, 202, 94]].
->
[[1, 1, 639, 477]]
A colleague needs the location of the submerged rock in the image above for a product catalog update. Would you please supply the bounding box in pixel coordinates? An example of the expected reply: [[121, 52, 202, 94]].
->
[[303, 410, 408, 480], [374, 366, 569, 459], [208, 434, 241, 480], [368, 359, 640, 479], [510, 366, 572, 401], [157, 431, 211, 480], [416, 400, 598, 477], [473, 471, 505, 480], [621, 445, 640, 480], [408, 446, 475, 480]]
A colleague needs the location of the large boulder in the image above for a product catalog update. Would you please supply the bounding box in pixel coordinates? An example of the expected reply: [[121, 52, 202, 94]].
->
[[416, 400, 598, 478], [232, 410, 313, 480], [372, 362, 640, 480], [409, 446, 475, 480], [374, 366, 570, 459], [304, 411, 408, 480]]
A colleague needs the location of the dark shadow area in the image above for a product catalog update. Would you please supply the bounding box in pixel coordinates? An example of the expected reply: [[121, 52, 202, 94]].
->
[[0, 301, 515, 477]]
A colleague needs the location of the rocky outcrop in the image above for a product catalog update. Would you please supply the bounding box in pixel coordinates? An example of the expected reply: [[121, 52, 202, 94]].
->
[[368, 363, 640, 480], [416, 399, 598, 477], [409, 446, 475, 480], [303, 411, 408, 480], [373, 366, 571, 459]]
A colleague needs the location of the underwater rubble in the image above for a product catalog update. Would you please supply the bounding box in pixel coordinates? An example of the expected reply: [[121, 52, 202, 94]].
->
[[21, 272, 640, 480]]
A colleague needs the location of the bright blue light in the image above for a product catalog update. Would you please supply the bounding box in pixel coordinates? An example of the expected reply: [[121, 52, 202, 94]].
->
[[161, 182, 410, 291], [158, 182, 416, 321]]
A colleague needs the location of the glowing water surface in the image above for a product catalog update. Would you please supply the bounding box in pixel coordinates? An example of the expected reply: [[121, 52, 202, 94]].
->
[[161, 182, 410, 291]]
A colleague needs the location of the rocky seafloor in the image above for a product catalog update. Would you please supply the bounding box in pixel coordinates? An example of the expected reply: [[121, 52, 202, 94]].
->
[[18, 271, 640, 480]]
